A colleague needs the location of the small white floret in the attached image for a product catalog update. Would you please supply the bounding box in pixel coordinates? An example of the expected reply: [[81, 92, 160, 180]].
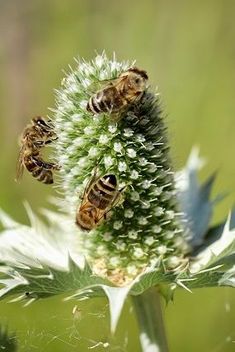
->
[[152, 225, 162, 234], [130, 170, 139, 180], [84, 126, 94, 135], [116, 241, 126, 251], [99, 135, 109, 144], [123, 128, 134, 137], [133, 247, 145, 259], [108, 125, 117, 134], [128, 231, 138, 239], [144, 236, 155, 246], [113, 221, 123, 230], [167, 256, 181, 268], [142, 180, 152, 189], [139, 158, 148, 166], [138, 217, 148, 225], [154, 207, 164, 216], [124, 209, 134, 218], [156, 245, 167, 255], [118, 162, 127, 172], [88, 147, 98, 157], [80, 100, 88, 109], [95, 55, 104, 68], [104, 156, 114, 168], [109, 256, 120, 267], [130, 191, 140, 201], [127, 148, 136, 158], [103, 232, 113, 242], [165, 210, 175, 219], [114, 142, 123, 153]]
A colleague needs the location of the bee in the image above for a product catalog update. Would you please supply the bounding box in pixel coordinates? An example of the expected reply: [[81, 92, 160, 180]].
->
[[76, 173, 124, 231], [86, 67, 148, 116], [16, 116, 59, 184]]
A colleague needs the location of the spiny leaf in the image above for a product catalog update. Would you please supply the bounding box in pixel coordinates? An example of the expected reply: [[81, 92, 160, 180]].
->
[[193, 208, 235, 256], [176, 147, 224, 248], [219, 266, 235, 287], [190, 214, 235, 273]]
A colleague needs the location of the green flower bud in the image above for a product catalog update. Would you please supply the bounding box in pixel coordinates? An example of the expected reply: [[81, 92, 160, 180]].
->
[[53, 53, 188, 285]]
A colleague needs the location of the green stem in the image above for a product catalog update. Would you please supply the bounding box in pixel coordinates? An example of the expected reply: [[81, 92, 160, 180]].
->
[[132, 287, 169, 352]]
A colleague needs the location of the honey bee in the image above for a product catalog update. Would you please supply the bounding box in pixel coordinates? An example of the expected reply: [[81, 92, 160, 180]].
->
[[86, 67, 148, 115], [76, 173, 124, 231], [16, 116, 59, 184]]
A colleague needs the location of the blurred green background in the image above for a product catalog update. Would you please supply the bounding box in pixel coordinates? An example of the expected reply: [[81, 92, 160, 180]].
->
[[0, 0, 235, 351]]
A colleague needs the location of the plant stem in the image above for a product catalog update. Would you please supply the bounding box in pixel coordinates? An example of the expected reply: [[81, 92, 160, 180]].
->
[[132, 287, 169, 352]]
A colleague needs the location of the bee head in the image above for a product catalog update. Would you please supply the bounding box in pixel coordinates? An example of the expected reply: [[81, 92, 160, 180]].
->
[[76, 210, 95, 231], [125, 67, 148, 92], [32, 116, 53, 131]]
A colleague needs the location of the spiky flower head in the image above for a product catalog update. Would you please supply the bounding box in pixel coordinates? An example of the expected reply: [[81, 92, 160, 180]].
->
[[53, 53, 188, 285]]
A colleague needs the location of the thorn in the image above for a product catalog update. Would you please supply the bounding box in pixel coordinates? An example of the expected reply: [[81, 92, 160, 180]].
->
[[176, 279, 193, 293]]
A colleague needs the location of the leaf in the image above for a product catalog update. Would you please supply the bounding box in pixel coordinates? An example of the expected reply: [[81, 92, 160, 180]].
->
[[189, 214, 235, 273], [130, 270, 175, 295], [0, 207, 109, 301], [193, 208, 235, 255], [0, 199, 235, 334], [176, 147, 224, 248], [219, 266, 235, 287], [102, 285, 132, 333]]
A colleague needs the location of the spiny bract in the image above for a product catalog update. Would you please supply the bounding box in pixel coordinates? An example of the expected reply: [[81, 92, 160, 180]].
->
[[53, 53, 188, 285]]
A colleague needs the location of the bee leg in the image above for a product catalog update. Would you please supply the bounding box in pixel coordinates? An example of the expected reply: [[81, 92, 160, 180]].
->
[[33, 140, 44, 147], [81, 168, 99, 199], [103, 211, 112, 221], [44, 137, 58, 145], [111, 185, 127, 208], [53, 163, 61, 171]]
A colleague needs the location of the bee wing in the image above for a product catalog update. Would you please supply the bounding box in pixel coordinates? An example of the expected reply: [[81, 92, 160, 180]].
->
[[87, 77, 118, 95], [15, 145, 25, 182]]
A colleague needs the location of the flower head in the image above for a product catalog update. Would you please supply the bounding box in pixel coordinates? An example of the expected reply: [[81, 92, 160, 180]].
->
[[53, 53, 188, 284]]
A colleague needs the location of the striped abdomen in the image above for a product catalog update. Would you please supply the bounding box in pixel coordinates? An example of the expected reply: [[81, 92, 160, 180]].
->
[[88, 174, 118, 210], [87, 86, 122, 114], [24, 154, 55, 184]]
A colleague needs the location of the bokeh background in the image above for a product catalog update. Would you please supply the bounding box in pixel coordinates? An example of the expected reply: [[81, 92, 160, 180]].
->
[[0, 0, 235, 351]]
